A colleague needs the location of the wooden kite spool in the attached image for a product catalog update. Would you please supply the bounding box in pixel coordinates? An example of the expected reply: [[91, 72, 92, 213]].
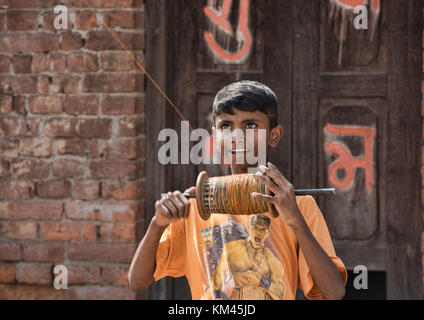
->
[[195, 171, 279, 221]]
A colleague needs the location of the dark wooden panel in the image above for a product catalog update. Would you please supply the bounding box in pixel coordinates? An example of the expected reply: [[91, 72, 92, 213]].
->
[[320, 105, 378, 240], [145, 0, 171, 301], [262, 0, 293, 180], [335, 247, 385, 271], [198, 0, 264, 70], [292, 0, 320, 188], [385, 0, 423, 300], [197, 70, 262, 93], [318, 73, 387, 98], [319, 0, 387, 72]]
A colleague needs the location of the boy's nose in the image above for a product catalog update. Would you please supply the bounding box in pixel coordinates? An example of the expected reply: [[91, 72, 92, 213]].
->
[[230, 128, 245, 141]]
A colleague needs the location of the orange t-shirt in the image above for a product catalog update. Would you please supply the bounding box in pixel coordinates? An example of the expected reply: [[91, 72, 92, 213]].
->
[[153, 195, 347, 300]]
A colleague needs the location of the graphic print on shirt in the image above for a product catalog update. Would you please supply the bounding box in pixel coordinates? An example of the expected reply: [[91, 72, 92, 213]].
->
[[201, 214, 285, 300]]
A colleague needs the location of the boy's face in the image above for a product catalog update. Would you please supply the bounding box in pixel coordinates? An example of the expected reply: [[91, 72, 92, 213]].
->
[[212, 108, 283, 174]]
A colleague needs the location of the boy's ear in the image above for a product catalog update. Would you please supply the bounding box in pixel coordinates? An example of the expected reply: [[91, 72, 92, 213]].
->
[[268, 125, 283, 148]]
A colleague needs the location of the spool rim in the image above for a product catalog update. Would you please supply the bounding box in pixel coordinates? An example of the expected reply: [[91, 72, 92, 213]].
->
[[196, 171, 211, 220]]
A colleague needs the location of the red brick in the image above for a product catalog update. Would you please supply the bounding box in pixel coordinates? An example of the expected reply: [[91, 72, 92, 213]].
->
[[60, 32, 83, 51], [0, 138, 19, 158], [0, 95, 12, 114], [7, 12, 39, 30], [66, 265, 88, 284], [44, 119, 78, 138], [64, 95, 99, 115], [12, 159, 49, 179], [119, 116, 144, 137], [18, 138, 52, 157], [33, 53, 66, 72], [12, 96, 26, 115], [104, 139, 139, 159], [0, 118, 39, 137], [1, 221, 37, 240], [29, 96, 63, 114], [44, 118, 111, 138], [0, 75, 48, 94], [101, 181, 142, 200], [102, 96, 137, 115], [0, 243, 21, 261], [0, 55, 10, 73], [56, 138, 85, 156], [52, 159, 84, 178], [68, 243, 136, 263], [74, 11, 98, 30], [83, 73, 143, 93], [64, 201, 138, 222], [50, 74, 81, 94], [11, 55, 32, 74], [0, 264, 16, 283], [89, 160, 139, 179], [0, 13, 5, 31], [64, 265, 101, 284], [0, 34, 60, 53], [87, 140, 100, 158], [41, 12, 60, 32], [15, 263, 52, 285], [102, 11, 143, 29], [1, 0, 56, 9], [100, 223, 136, 243], [0, 180, 35, 200], [0, 160, 9, 178], [72, 180, 100, 200], [100, 51, 137, 72], [37, 180, 71, 199], [39, 221, 97, 241], [0, 202, 63, 220], [68, 285, 136, 300], [23, 243, 64, 262], [86, 31, 144, 51], [89, 266, 101, 284], [0, 284, 66, 299], [67, 53, 98, 72], [102, 266, 130, 286], [80, 119, 113, 138]]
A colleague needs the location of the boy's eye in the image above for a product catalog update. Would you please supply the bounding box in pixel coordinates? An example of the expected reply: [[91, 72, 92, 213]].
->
[[246, 123, 257, 129], [220, 124, 231, 130]]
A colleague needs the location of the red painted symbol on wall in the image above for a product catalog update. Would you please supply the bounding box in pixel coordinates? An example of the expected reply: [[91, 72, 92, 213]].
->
[[324, 123, 376, 194], [334, 0, 380, 11], [203, 0, 252, 64]]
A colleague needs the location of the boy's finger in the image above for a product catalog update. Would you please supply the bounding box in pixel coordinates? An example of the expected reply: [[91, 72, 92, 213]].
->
[[259, 164, 283, 188], [184, 186, 196, 194], [251, 192, 274, 203], [267, 162, 292, 188], [175, 191, 190, 218], [162, 197, 178, 219], [254, 172, 279, 194]]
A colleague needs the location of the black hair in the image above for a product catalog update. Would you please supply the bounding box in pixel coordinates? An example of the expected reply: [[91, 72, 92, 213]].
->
[[212, 80, 278, 129], [249, 214, 271, 230]]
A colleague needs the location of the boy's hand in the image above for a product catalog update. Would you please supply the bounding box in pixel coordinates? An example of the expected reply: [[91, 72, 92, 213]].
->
[[251, 162, 305, 229], [154, 190, 190, 228]]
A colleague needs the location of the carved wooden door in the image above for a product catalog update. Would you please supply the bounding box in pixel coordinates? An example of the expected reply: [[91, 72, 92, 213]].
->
[[145, 0, 422, 299]]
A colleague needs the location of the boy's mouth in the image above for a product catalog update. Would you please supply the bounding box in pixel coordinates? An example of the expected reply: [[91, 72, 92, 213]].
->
[[231, 149, 248, 156]]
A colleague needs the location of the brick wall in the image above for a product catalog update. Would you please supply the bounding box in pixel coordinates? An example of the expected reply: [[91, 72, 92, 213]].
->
[[0, 0, 145, 299]]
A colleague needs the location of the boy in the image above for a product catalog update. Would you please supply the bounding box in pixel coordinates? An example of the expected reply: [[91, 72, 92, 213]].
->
[[128, 80, 347, 300]]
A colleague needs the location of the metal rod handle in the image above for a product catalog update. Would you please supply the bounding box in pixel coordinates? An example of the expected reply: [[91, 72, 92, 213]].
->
[[161, 188, 335, 199]]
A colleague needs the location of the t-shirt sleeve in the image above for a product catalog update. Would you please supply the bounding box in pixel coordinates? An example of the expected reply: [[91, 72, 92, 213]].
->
[[297, 195, 348, 300], [153, 218, 186, 281]]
